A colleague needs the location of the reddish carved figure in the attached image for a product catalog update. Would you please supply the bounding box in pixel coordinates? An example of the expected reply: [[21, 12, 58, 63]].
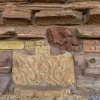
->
[[47, 27, 79, 52]]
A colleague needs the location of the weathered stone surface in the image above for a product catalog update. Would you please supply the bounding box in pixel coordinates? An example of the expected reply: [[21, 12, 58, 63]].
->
[[16, 27, 45, 39], [74, 55, 86, 68], [25, 41, 34, 50], [29, 0, 66, 3], [77, 26, 100, 38], [0, 41, 24, 50], [47, 27, 79, 52], [0, 66, 11, 74], [13, 46, 75, 86], [0, 53, 9, 67], [85, 69, 100, 74], [83, 40, 100, 52], [84, 8, 100, 24], [0, 28, 15, 38], [0, 76, 11, 96], [0, 0, 26, 3], [35, 10, 82, 26], [86, 56, 100, 68]]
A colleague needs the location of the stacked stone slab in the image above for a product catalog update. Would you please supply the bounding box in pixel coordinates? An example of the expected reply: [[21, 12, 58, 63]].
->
[[0, 0, 100, 100]]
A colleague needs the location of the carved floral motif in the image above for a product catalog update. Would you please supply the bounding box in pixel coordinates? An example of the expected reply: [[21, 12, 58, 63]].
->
[[12, 46, 75, 86]]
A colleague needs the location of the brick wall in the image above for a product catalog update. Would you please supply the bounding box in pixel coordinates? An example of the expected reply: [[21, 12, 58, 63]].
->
[[0, 0, 100, 100]]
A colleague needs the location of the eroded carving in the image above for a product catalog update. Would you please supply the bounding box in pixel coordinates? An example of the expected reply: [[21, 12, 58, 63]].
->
[[47, 27, 79, 52], [0, 41, 24, 50], [13, 46, 75, 86], [0, 87, 87, 100], [25, 41, 34, 50]]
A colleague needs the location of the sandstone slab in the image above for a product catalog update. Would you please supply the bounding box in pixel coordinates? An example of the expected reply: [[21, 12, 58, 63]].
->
[[0, 76, 11, 96], [13, 46, 75, 87], [35, 10, 82, 26], [0, 27, 15, 38], [16, 27, 45, 39], [83, 40, 100, 52], [47, 27, 79, 52]]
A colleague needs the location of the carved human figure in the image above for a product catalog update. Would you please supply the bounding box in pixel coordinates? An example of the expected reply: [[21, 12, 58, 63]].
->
[[47, 27, 79, 52]]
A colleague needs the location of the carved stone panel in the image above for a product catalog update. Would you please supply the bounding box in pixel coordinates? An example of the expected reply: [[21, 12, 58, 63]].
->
[[83, 40, 100, 52], [0, 41, 24, 50], [12, 46, 75, 87], [47, 27, 79, 52], [25, 41, 34, 50]]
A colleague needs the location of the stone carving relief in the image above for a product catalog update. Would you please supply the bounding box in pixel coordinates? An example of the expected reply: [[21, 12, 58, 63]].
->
[[12, 46, 75, 86], [47, 27, 79, 52]]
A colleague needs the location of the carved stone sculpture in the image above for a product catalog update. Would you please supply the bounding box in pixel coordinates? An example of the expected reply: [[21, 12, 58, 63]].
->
[[12, 46, 75, 87], [47, 27, 79, 52]]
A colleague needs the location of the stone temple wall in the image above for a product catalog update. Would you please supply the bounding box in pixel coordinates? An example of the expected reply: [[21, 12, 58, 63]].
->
[[0, 0, 100, 100]]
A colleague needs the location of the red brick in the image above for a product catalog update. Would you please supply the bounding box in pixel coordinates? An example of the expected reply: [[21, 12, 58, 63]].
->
[[0, 53, 9, 67], [83, 40, 100, 52], [35, 10, 82, 26], [16, 27, 45, 39], [0, 66, 11, 74], [0, 13, 3, 26], [84, 8, 100, 24], [29, 0, 66, 3], [0, 27, 15, 38], [85, 69, 100, 74], [74, 55, 86, 68], [0, 76, 11, 96], [3, 10, 31, 20], [77, 26, 100, 38]]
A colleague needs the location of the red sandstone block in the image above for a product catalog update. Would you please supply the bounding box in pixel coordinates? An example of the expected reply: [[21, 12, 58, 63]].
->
[[0, 76, 11, 96], [83, 40, 100, 52], [16, 27, 45, 39]]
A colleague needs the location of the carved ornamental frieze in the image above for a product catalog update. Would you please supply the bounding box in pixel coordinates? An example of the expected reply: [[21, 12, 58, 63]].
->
[[47, 27, 79, 52], [12, 46, 75, 86]]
